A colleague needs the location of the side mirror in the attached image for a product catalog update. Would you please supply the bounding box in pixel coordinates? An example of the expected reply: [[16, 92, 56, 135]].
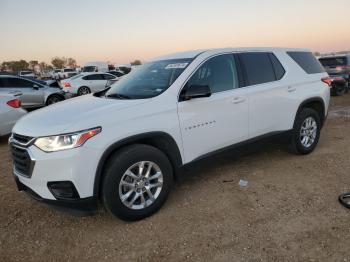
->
[[180, 84, 211, 101], [33, 84, 40, 90]]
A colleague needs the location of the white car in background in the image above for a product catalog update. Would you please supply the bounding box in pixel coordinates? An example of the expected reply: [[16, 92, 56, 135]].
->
[[57, 68, 78, 79], [61, 72, 117, 96], [0, 94, 27, 136], [19, 71, 35, 79]]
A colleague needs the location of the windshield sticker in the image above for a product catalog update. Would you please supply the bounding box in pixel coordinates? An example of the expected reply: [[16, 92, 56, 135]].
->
[[165, 63, 188, 69]]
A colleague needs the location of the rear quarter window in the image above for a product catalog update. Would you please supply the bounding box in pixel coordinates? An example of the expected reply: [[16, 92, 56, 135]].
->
[[287, 52, 325, 74], [238, 52, 276, 86]]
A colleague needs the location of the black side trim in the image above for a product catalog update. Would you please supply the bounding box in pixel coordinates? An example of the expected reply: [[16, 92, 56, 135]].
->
[[93, 132, 182, 199], [190, 130, 292, 163]]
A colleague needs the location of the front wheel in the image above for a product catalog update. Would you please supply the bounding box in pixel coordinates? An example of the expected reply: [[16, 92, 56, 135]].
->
[[289, 108, 321, 155], [102, 144, 173, 221]]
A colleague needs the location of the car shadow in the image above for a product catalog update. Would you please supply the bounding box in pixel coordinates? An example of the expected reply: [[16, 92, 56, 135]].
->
[[176, 134, 289, 183]]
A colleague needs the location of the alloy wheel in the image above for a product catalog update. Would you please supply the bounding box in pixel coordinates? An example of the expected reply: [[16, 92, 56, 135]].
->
[[119, 161, 163, 210]]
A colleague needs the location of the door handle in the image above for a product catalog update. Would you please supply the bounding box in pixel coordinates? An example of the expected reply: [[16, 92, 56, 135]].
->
[[287, 86, 296, 92], [233, 97, 246, 104]]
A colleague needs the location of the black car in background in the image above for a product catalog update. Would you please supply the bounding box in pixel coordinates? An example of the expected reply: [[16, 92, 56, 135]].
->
[[319, 54, 350, 91]]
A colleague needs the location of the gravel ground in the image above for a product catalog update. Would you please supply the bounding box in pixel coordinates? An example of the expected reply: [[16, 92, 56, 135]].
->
[[1, 94, 350, 262]]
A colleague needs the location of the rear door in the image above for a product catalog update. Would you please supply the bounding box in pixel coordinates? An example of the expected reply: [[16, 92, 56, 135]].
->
[[238, 52, 294, 138], [85, 74, 107, 92], [177, 54, 249, 162]]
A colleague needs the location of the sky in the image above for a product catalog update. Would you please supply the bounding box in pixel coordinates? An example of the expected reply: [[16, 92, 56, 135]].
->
[[0, 0, 349, 66]]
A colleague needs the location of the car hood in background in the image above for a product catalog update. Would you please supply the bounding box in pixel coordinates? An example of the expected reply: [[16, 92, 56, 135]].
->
[[13, 95, 149, 137]]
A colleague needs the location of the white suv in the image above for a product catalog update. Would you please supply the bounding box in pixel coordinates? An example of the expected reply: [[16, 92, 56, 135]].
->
[[10, 48, 330, 221]]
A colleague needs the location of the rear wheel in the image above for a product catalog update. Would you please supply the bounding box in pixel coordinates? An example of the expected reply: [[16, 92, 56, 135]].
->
[[289, 108, 321, 155], [46, 94, 64, 105], [102, 144, 173, 221], [78, 86, 91, 96]]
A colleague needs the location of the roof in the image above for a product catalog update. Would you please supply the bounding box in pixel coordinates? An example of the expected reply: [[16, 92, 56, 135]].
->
[[150, 47, 310, 61]]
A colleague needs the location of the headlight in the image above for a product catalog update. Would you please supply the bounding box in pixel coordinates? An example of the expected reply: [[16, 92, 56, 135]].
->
[[34, 127, 101, 152]]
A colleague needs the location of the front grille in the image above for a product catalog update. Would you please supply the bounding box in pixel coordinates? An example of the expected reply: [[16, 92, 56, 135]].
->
[[12, 133, 33, 145], [10, 144, 34, 177]]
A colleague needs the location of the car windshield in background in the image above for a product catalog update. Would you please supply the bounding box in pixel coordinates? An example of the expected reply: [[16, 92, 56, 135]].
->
[[54, 69, 61, 73], [64, 69, 75, 72], [319, 57, 347, 67], [105, 59, 192, 99], [83, 66, 97, 72]]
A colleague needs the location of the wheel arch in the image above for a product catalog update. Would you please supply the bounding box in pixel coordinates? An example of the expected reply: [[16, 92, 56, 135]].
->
[[295, 97, 326, 127], [45, 93, 65, 105], [93, 131, 183, 200]]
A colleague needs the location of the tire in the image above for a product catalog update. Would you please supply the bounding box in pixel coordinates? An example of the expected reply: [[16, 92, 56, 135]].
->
[[46, 94, 64, 105], [289, 108, 321, 155], [102, 144, 173, 221], [78, 86, 91, 96]]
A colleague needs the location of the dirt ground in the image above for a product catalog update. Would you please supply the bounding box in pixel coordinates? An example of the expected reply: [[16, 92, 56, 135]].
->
[[1, 95, 350, 262]]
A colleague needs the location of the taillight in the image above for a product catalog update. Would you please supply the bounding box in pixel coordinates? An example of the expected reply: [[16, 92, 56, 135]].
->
[[7, 99, 21, 108], [64, 82, 71, 88], [321, 77, 333, 87]]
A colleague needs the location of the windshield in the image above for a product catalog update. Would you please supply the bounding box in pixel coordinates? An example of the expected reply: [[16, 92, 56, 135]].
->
[[64, 68, 75, 72], [83, 66, 97, 72], [105, 59, 192, 99], [21, 71, 32, 75], [54, 69, 61, 73], [319, 57, 347, 67]]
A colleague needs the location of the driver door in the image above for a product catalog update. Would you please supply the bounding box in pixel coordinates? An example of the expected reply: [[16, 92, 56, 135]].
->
[[177, 54, 249, 163]]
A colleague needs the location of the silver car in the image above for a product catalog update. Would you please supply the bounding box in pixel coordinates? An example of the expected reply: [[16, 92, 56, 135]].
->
[[0, 75, 65, 108]]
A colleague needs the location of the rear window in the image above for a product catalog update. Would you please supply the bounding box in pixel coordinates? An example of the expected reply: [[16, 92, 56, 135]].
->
[[319, 57, 347, 67], [287, 52, 325, 74], [238, 52, 276, 86]]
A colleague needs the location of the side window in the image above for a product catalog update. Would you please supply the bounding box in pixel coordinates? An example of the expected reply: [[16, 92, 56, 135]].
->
[[269, 53, 285, 80], [287, 52, 325, 74], [239, 52, 276, 86], [7, 78, 35, 88], [0, 78, 6, 88], [84, 74, 104, 80], [103, 74, 115, 80], [186, 54, 238, 94]]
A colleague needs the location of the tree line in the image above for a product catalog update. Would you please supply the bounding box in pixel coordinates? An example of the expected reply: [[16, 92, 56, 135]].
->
[[0, 57, 77, 73], [1, 58, 142, 73]]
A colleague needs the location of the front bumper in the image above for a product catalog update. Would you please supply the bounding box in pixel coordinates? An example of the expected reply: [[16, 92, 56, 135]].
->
[[14, 175, 97, 213]]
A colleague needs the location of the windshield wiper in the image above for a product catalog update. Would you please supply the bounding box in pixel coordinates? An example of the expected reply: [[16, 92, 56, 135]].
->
[[105, 93, 131, 99]]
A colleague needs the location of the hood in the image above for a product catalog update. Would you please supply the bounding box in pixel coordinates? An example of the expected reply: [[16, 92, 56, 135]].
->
[[13, 95, 149, 137]]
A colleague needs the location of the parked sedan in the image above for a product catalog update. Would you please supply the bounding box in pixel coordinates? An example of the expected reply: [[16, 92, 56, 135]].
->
[[61, 72, 117, 96], [0, 75, 65, 108], [0, 94, 27, 136]]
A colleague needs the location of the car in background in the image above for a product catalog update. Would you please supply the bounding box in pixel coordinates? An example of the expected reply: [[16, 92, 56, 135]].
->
[[329, 77, 347, 96], [0, 75, 65, 108], [61, 72, 117, 96], [19, 71, 35, 79], [40, 70, 52, 79], [58, 68, 78, 79], [0, 94, 26, 136], [107, 70, 125, 78], [115, 64, 132, 74], [82, 61, 108, 73], [51, 69, 62, 79], [319, 54, 350, 91]]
